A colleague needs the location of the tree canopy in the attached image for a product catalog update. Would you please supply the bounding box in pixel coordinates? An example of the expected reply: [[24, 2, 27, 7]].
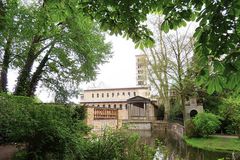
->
[[82, 0, 240, 93], [0, 0, 111, 102]]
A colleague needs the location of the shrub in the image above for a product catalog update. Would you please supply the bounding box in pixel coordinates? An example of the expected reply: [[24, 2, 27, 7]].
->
[[0, 94, 89, 159], [192, 113, 221, 137], [84, 129, 155, 160], [218, 96, 240, 137], [185, 119, 199, 138]]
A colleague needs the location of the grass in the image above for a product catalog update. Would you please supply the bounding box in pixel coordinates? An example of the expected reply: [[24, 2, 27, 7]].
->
[[184, 136, 240, 152]]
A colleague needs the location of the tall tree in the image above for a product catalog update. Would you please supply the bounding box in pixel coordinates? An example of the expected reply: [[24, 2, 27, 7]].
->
[[144, 17, 194, 120], [0, 0, 111, 98], [82, 0, 240, 93]]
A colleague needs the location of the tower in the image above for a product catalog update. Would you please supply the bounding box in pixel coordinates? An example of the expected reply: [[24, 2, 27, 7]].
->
[[136, 54, 147, 86]]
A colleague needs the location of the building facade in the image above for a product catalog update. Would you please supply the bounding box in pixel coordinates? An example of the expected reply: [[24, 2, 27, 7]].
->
[[80, 87, 150, 110], [136, 54, 148, 86]]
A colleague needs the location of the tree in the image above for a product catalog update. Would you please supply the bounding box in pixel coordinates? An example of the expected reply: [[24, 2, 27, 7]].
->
[[144, 16, 194, 120], [0, 0, 111, 98], [82, 0, 240, 93]]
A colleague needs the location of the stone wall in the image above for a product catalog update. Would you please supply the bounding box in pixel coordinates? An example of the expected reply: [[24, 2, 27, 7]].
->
[[123, 121, 152, 130], [168, 123, 185, 137]]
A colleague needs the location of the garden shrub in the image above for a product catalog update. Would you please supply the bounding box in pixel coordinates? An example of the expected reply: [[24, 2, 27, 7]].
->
[[185, 119, 199, 138], [84, 129, 155, 160], [218, 96, 240, 137], [0, 94, 89, 159], [192, 112, 221, 137]]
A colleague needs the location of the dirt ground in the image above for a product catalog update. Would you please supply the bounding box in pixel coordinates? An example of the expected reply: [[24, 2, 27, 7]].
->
[[0, 144, 18, 160]]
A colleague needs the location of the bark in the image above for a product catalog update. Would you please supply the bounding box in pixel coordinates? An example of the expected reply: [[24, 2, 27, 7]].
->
[[27, 44, 54, 96], [14, 36, 41, 96], [0, 36, 13, 92]]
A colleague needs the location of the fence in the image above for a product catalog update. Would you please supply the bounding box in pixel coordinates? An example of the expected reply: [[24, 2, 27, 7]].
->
[[94, 108, 118, 120]]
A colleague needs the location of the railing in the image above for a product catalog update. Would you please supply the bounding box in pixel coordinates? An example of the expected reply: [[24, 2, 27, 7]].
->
[[94, 108, 118, 120]]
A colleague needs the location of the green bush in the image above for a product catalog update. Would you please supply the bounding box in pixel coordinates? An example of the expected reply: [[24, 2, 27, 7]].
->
[[218, 96, 240, 137], [192, 112, 221, 137], [84, 129, 155, 160], [185, 119, 199, 138], [0, 94, 89, 159]]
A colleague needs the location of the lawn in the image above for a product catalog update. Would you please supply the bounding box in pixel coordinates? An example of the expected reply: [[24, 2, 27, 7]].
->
[[184, 136, 240, 152]]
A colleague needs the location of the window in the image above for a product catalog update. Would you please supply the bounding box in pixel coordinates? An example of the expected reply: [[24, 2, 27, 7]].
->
[[92, 93, 94, 98], [107, 93, 109, 97], [117, 92, 119, 96], [120, 104, 122, 109], [97, 93, 99, 98], [112, 93, 114, 97], [125, 104, 128, 109], [133, 92, 136, 96], [108, 104, 111, 108], [97, 105, 100, 107], [102, 93, 104, 98], [114, 104, 116, 109], [128, 92, 130, 96], [103, 104, 105, 108], [122, 92, 125, 96]]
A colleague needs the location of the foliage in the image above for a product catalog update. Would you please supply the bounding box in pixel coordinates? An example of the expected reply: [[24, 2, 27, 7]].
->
[[143, 16, 194, 119], [169, 99, 183, 123], [0, 94, 155, 159], [0, 0, 111, 99], [192, 113, 221, 137], [218, 96, 240, 136], [0, 94, 89, 159], [84, 129, 155, 160], [185, 119, 198, 138], [82, 0, 240, 93]]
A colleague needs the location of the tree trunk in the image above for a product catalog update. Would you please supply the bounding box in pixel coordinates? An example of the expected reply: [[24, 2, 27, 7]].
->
[[0, 36, 12, 92], [27, 44, 54, 96], [14, 36, 41, 96]]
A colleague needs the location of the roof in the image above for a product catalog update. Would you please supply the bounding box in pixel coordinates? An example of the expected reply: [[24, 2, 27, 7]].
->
[[84, 86, 149, 92], [127, 96, 151, 103]]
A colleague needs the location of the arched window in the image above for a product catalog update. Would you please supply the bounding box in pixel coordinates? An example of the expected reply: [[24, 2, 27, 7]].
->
[[190, 110, 198, 118], [114, 104, 116, 109], [120, 104, 122, 109], [108, 104, 111, 108], [97, 93, 99, 98]]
